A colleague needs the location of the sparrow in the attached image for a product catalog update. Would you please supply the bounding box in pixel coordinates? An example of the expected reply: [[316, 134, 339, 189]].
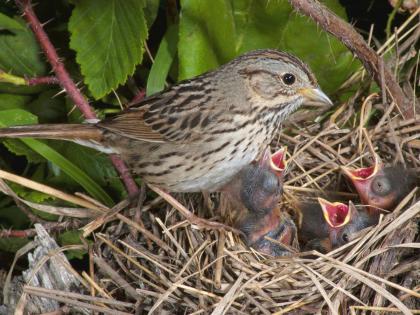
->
[[0, 49, 331, 193]]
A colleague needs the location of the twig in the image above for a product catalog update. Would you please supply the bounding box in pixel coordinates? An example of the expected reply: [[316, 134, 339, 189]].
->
[[0, 70, 59, 86], [15, 0, 138, 196], [26, 76, 60, 86], [128, 88, 146, 106], [288, 0, 412, 118], [0, 221, 77, 238]]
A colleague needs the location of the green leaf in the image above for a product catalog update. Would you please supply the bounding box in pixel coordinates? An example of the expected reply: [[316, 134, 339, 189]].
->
[[146, 24, 178, 96], [0, 109, 38, 126], [233, 0, 291, 53], [27, 90, 67, 123], [144, 0, 160, 29], [0, 206, 29, 229], [280, 0, 358, 92], [0, 94, 31, 110], [56, 142, 125, 196], [69, 0, 148, 99], [0, 109, 44, 162], [0, 109, 114, 206], [22, 139, 114, 207], [0, 18, 46, 76], [179, 0, 236, 80], [0, 12, 25, 31], [58, 230, 87, 260]]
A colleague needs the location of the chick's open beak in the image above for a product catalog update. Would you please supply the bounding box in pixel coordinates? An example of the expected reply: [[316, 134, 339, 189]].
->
[[299, 88, 333, 106]]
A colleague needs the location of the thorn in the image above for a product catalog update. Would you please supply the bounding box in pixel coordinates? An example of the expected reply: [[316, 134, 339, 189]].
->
[[40, 18, 55, 28], [52, 88, 67, 98], [67, 105, 77, 117]]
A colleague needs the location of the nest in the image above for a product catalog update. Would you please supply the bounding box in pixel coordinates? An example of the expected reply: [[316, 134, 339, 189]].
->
[[2, 95, 418, 314]]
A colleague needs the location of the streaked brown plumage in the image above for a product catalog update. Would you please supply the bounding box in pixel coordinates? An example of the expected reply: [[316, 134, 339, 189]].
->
[[0, 49, 331, 192]]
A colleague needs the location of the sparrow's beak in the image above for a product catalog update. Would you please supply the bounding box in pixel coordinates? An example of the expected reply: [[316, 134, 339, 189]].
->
[[318, 198, 351, 228], [298, 88, 333, 106]]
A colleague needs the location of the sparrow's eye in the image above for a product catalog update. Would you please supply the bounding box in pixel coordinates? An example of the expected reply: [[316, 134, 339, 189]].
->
[[282, 73, 296, 85]]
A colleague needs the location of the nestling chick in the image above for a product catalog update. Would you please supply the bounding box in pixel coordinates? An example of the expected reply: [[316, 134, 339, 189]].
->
[[298, 198, 374, 252], [223, 147, 296, 256], [341, 154, 417, 216]]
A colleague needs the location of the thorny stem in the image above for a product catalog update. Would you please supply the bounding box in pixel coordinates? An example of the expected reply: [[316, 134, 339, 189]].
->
[[15, 0, 139, 196], [288, 0, 413, 119], [26, 75, 60, 86], [0, 70, 59, 86]]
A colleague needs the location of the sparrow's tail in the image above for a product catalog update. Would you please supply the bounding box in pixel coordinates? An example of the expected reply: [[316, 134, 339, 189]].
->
[[0, 123, 103, 141]]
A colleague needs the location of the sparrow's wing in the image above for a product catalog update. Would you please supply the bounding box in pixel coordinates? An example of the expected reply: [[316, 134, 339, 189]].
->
[[98, 76, 231, 144]]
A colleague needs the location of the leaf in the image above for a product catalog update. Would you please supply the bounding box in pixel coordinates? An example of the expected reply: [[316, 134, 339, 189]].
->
[[280, 0, 359, 92], [0, 109, 44, 162], [0, 108, 38, 126], [27, 90, 67, 123], [144, 0, 160, 29], [233, 0, 291, 53], [146, 24, 178, 96], [58, 230, 87, 260], [22, 139, 114, 207], [0, 94, 31, 110], [0, 18, 46, 76], [0, 12, 25, 31], [57, 142, 125, 196], [69, 0, 148, 99], [178, 0, 236, 80]]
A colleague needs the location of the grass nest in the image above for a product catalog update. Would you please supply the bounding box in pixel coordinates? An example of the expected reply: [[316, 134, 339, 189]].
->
[[5, 84, 418, 315]]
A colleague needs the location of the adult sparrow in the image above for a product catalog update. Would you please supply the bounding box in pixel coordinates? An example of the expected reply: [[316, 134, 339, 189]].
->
[[0, 50, 331, 192]]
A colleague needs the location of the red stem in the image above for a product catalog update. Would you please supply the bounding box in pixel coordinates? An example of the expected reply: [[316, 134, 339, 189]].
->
[[128, 89, 146, 106], [0, 222, 74, 238], [26, 75, 60, 86], [16, 0, 139, 196], [110, 155, 139, 196]]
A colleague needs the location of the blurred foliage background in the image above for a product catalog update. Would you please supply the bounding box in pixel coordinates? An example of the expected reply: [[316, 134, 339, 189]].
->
[[0, 0, 414, 264]]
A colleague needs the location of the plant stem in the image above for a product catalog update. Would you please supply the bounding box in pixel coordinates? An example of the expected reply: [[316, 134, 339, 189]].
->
[[15, 0, 139, 196]]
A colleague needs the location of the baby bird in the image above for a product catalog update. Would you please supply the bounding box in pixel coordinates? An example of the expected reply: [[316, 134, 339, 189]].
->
[[298, 198, 374, 252], [224, 147, 296, 256], [341, 154, 417, 217]]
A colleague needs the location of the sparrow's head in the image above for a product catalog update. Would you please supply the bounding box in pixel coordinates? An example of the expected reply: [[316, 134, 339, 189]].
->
[[231, 50, 332, 118]]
